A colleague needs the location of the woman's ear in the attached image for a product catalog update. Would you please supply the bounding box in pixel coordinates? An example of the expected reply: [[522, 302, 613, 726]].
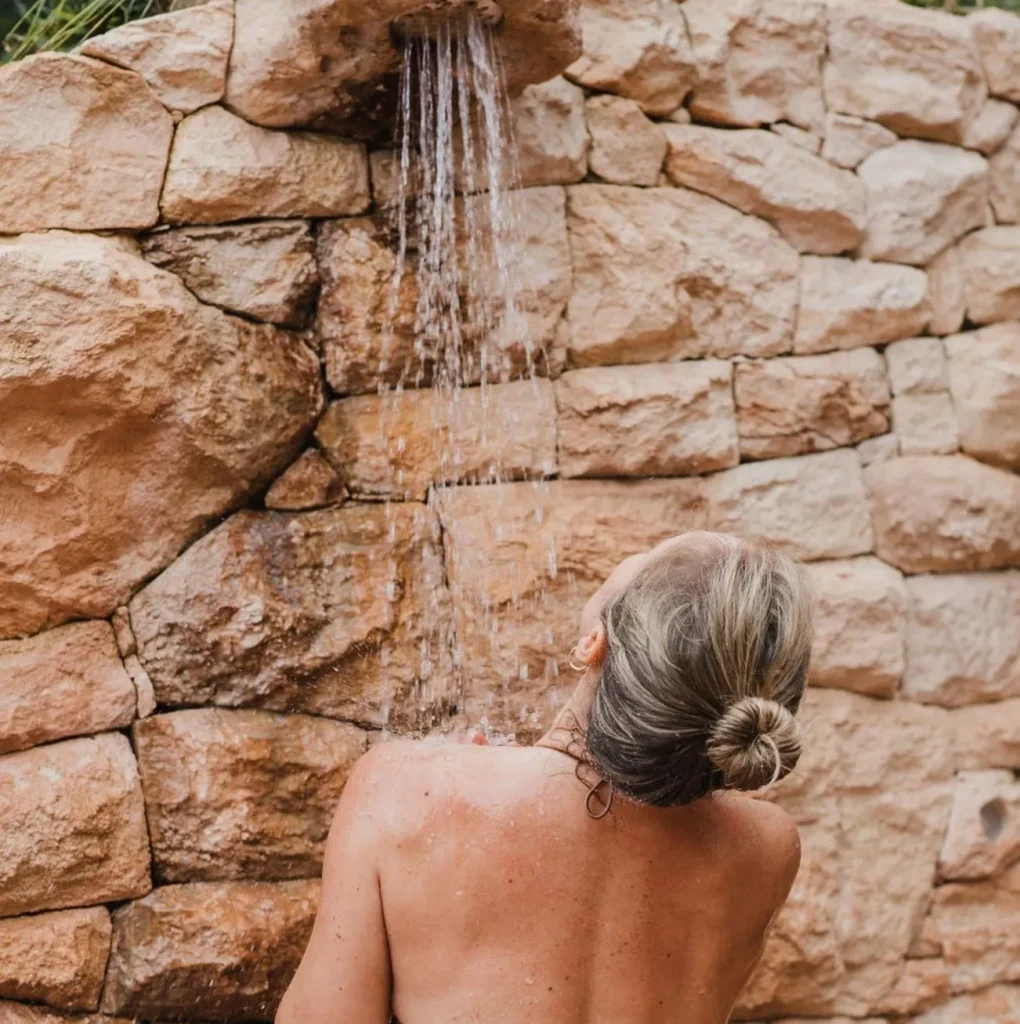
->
[[576, 623, 608, 669]]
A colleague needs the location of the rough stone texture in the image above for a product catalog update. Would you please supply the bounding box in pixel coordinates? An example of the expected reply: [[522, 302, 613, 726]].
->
[[265, 450, 346, 512], [885, 338, 949, 396], [970, 8, 1020, 104], [586, 95, 666, 186], [564, 0, 696, 116], [990, 123, 1020, 223], [0, 54, 173, 234], [771, 122, 821, 155], [794, 257, 930, 355], [821, 112, 897, 170], [130, 503, 450, 729], [80, 0, 233, 114], [513, 77, 589, 187], [556, 361, 739, 478], [0, 622, 135, 756], [824, 1, 987, 145], [903, 571, 1020, 708], [663, 125, 866, 255], [0, 231, 323, 639], [938, 771, 1020, 882], [735, 348, 890, 461], [0, 734, 151, 919], [953, 700, 1020, 771], [136, 709, 366, 883], [945, 324, 1020, 471], [316, 380, 557, 500], [806, 557, 906, 699], [683, 0, 827, 133], [141, 221, 319, 327], [958, 227, 1020, 325], [873, 957, 951, 1017], [857, 433, 899, 468], [962, 98, 1019, 157], [566, 185, 799, 365], [926, 247, 967, 336], [101, 880, 318, 1021], [912, 986, 1020, 1024], [892, 394, 960, 458], [858, 141, 989, 266], [161, 105, 370, 224], [0, 1006, 132, 1024]]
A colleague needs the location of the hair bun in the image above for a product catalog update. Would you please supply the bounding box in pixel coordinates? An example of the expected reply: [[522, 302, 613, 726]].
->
[[706, 696, 802, 792]]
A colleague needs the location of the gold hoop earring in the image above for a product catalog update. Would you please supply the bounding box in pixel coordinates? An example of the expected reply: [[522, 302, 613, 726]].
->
[[568, 646, 587, 673], [585, 778, 614, 820]]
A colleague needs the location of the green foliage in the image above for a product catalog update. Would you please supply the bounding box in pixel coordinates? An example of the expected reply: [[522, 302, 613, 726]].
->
[[903, 0, 1020, 11]]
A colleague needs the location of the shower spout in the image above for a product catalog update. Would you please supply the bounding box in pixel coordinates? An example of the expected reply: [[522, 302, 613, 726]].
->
[[393, 1, 505, 40]]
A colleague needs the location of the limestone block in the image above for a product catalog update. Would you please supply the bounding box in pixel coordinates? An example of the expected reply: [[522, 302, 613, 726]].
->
[[794, 257, 930, 355], [807, 557, 906, 699], [938, 771, 1020, 882], [0, 232, 323, 639], [0, 622, 135, 756], [585, 95, 666, 187], [556, 361, 738, 478], [866, 456, 1020, 573], [962, 98, 1019, 157], [821, 112, 897, 170], [703, 450, 874, 563], [264, 450, 346, 512], [990, 122, 1020, 223], [970, 8, 1020, 104], [130, 503, 451, 730], [910, 986, 1020, 1024], [663, 125, 866, 255], [0, 1006, 131, 1024], [772, 123, 821, 155], [824, 2, 987, 145], [873, 958, 950, 1018], [0, 908, 111, 1011], [0, 54, 173, 233], [885, 338, 949, 396], [136, 709, 367, 882], [161, 106, 370, 224], [892, 394, 960, 457], [566, 185, 799, 365], [952, 700, 1020, 771], [316, 380, 557, 500], [141, 221, 319, 327], [565, 0, 696, 116], [926, 247, 967, 336], [123, 656, 156, 720], [857, 434, 899, 467], [904, 571, 1020, 707], [513, 77, 589, 187], [101, 880, 318, 1021], [945, 324, 1020, 471], [684, 0, 827, 133], [0, 734, 151, 918], [80, 0, 233, 114], [958, 227, 1020, 325]]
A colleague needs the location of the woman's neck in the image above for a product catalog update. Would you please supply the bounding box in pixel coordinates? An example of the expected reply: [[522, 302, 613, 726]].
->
[[534, 674, 595, 760]]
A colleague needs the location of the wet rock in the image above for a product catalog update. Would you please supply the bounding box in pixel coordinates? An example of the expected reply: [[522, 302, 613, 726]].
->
[[824, 1, 987, 145], [565, 0, 696, 116], [101, 880, 318, 1021], [821, 112, 897, 171], [926, 247, 967, 336], [80, 0, 232, 114], [990, 122, 1020, 223], [586, 95, 666, 187], [885, 338, 949, 396], [865, 455, 1020, 573], [0, 734, 151, 918], [807, 557, 906, 699], [970, 8, 1020, 104], [566, 185, 799, 365], [794, 257, 930, 355], [141, 221, 319, 327], [663, 125, 866, 255], [161, 105, 370, 224], [0, 231, 323, 639], [892, 394, 960, 457], [0, 908, 111, 1011], [0, 54, 172, 233], [858, 141, 989, 266], [0, 621, 135, 756], [952, 700, 1020, 770], [958, 227, 1020, 325], [513, 77, 589, 187], [903, 571, 1020, 707], [136, 709, 367, 883], [911, 985, 1020, 1024], [130, 503, 450, 730], [684, 0, 827, 133], [556, 361, 739, 478], [264, 450, 346, 512], [961, 98, 1019, 157], [938, 771, 1020, 882]]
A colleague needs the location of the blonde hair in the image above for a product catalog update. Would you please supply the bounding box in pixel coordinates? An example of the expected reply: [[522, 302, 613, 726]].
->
[[586, 536, 813, 807]]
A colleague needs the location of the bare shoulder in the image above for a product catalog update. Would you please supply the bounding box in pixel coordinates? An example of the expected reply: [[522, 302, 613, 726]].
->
[[714, 793, 802, 893]]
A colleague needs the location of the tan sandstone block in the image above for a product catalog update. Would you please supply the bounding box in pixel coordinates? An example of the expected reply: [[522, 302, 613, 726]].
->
[[857, 434, 899, 468], [938, 771, 1020, 882], [958, 226, 1020, 325], [807, 557, 906, 699], [141, 221, 318, 327], [865, 455, 1020, 574], [771, 123, 821, 155], [556, 361, 738, 478], [566, 185, 799, 365], [873, 958, 951, 1017], [971, 8, 1020, 104], [821, 112, 897, 170], [513, 77, 589, 187], [136, 709, 367, 883], [0, 621, 135, 756], [0, 1005, 132, 1024], [990, 122, 1020, 224], [892, 393, 960, 457], [161, 105, 369, 224], [926, 247, 967, 336], [911, 985, 1020, 1024], [586, 95, 666, 187], [683, 0, 827, 133], [904, 571, 1020, 707], [952, 700, 1020, 771], [885, 338, 949, 396], [101, 880, 318, 1021], [0, 734, 151, 918], [80, 0, 232, 114], [663, 125, 866, 255], [962, 98, 1019, 157], [0, 231, 323, 639], [0, 54, 172, 233], [130, 503, 451, 730], [264, 450, 345, 512], [858, 141, 989, 267]]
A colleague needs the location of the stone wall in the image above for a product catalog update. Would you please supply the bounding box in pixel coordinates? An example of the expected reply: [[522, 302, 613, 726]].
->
[[0, 1, 1019, 1022]]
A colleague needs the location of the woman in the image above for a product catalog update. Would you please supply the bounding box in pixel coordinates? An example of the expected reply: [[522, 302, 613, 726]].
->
[[277, 530, 813, 1024]]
